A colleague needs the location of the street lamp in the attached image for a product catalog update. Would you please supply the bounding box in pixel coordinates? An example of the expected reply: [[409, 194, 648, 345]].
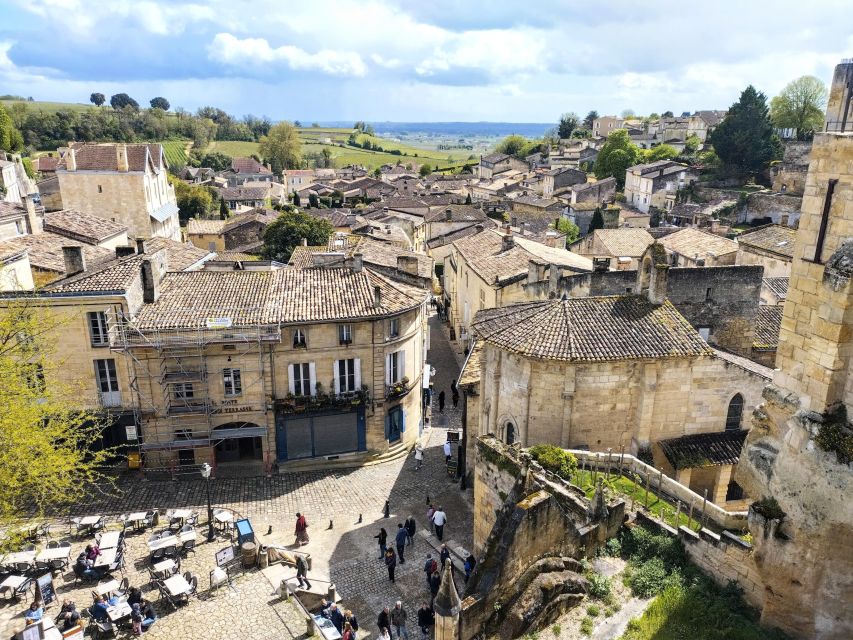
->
[[200, 463, 215, 542]]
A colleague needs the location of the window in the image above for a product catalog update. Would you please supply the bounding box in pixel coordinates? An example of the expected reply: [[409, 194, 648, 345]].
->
[[174, 382, 194, 399], [506, 422, 516, 445], [97, 185, 102, 193], [337, 358, 357, 393], [291, 362, 312, 396], [389, 318, 400, 339], [386, 350, 405, 384], [208, 242, 216, 251], [293, 328, 307, 348], [726, 394, 744, 431], [725, 480, 744, 501], [705, 287, 713, 301], [339, 324, 353, 344], [87, 312, 109, 346], [95, 359, 118, 393], [814, 179, 838, 263], [223, 368, 242, 396], [15, 220, 23, 235]]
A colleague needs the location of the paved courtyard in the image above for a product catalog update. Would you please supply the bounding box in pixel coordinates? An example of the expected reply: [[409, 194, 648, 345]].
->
[[2, 312, 472, 639]]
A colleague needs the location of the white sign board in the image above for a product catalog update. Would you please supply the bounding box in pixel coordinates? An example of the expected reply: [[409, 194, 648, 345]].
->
[[215, 546, 235, 567], [125, 424, 138, 440], [206, 317, 233, 329]]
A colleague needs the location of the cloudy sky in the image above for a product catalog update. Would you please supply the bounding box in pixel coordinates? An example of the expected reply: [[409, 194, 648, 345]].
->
[[1, 0, 851, 123]]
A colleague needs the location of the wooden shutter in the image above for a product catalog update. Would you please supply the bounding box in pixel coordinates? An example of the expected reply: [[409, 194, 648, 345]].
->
[[287, 364, 295, 395], [385, 353, 392, 385], [354, 358, 361, 390], [333, 360, 340, 395], [308, 362, 316, 396], [399, 349, 406, 381]]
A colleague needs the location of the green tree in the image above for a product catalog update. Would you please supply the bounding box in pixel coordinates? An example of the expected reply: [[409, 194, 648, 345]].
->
[[588, 207, 605, 234], [621, 109, 635, 119], [553, 217, 580, 245], [259, 121, 302, 174], [465, 193, 472, 204], [683, 134, 701, 154], [0, 104, 23, 152], [593, 129, 640, 189], [109, 93, 139, 110], [495, 134, 543, 160], [191, 151, 232, 171], [558, 112, 580, 139], [770, 75, 827, 140], [419, 163, 432, 177], [644, 144, 679, 162], [583, 110, 598, 129], [662, 110, 674, 118], [219, 198, 230, 220], [89, 92, 105, 107], [308, 193, 320, 209], [0, 300, 113, 534], [292, 192, 301, 207], [261, 210, 332, 262], [710, 85, 781, 180], [149, 96, 170, 111], [170, 176, 213, 224]]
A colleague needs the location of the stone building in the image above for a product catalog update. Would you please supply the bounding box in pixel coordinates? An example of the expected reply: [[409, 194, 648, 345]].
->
[[736, 60, 853, 640], [658, 227, 738, 267], [736, 224, 795, 278], [568, 228, 654, 270], [541, 167, 586, 197], [771, 141, 813, 195], [624, 160, 698, 213], [56, 143, 180, 241], [186, 218, 226, 252], [475, 153, 528, 179], [466, 256, 770, 506]]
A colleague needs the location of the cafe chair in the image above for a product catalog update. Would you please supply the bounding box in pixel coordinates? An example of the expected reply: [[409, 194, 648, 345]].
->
[[35, 560, 51, 573], [163, 545, 178, 559], [187, 575, 198, 596], [116, 576, 130, 597], [59, 541, 71, 549], [47, 540, 59, 549], [180, 539, 196, 556], [150, 548, 165, 563], [92, 620, 115, 639]]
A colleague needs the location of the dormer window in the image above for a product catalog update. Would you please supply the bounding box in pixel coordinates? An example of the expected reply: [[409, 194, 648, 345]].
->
[[293, 328, 307, 348], [339, 324, 353, 345], [389, 318, 400, 339]]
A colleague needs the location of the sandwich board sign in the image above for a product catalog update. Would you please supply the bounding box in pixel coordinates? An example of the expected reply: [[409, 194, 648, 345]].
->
[[36, 572, 56, 606], [216, 546, 235, 567]]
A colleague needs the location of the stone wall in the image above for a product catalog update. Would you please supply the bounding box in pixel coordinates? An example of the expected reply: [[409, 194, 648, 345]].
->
[[224, 220, 267, 250], [744, 192, 803, 226], [771, 141, 813, 195], [572, 177, 616, 204]]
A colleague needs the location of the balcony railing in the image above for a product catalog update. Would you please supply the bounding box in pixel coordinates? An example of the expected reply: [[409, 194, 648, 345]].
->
[[278, 387, 369, 414], [386, 377, 412, 400]]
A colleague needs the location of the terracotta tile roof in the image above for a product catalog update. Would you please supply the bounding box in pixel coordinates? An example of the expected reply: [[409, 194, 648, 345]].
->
[[481, 153, 510, 164], [592, 229, 654, 257], [511, 195, 561, 208], [288, 246, 339, 269], [762, 277, 788, 301], [627, 160, 690, 176], [659, 430, 747, 469], [352, 236, 433, 279], [231, 157, 271, 174], [187, 218, 226, 235], [44, 239, 212, 294], [0, 201, 26, 222], [458, 340, 483, 388], [222, 208, 278, 232], [43, 209, 127, 244], [34, 156, 58, 172], [424, 205, 490, 223], [218, 186, 268, 201], [658, 228, 738, 259], [58, 143, 164, 172], [426, 223, 489, 250], [473, 297, 711, 361], [0, 233, 113, 274], [737, 224, 796, 259], [753, 306, 783, 351], [132, 267, 427, 330], [213, 251, 261, 262], [454, 229, 591, 286], [310, 208, 358, 228]]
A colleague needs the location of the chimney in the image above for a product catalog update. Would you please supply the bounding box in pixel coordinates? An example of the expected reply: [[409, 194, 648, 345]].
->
[[62, 246, 86, 275], [502, 231, 514, 252], [116, 144, 129, 172], [397, 254, 419, 276], [301, 237, 308, 246], [351, 252, 363, 272], [140, 253, 168, 303], [115, 246, 136, 259], [527, 260, 545, 284], [475, 224, 485, 232], [780, 214, 789, 227], [65, 147, 77, 172], [373, 285, 382, 309], [136, 238, 146, 254], [549, 263, 560, 294], [445, 208, 452, 221], [23, 194, 41, 234]]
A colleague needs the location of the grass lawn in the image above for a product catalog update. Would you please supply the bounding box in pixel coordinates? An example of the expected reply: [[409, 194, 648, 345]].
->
[[206, 140, 261, 157], [1, 99, 98, 114]]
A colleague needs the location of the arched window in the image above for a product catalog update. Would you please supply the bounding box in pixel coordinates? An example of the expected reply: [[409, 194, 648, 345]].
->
[[506, 422, 515, 445], [725, 394, 744, 430]]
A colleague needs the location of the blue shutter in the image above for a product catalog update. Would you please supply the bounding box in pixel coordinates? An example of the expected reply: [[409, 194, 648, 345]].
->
[[401, 409, 406, 433], [384, 413, 390, 441], [275, 412, 287, 462], [357, 407, 367, 451]]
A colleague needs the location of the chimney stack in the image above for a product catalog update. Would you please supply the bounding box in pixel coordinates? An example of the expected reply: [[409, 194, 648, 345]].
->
[[502, 230, 514, 252], [140, 252, 168, 304], [115, 246, 136, 259], [549, 263, 560, 294], [23, 194, 41, 234], [397, 254, 419, 276], [62, 246, 86, 276], [136, 238, 146, 254], [445, 208, 452, 221], [351, 253, 363, 272], [116, 144, 129, 172], [65, 147, 77, 172], [301, 237, 308, 246], [373, 285, 382, 309]]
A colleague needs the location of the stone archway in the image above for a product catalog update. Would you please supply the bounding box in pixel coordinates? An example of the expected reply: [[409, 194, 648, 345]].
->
[[212, 421, 264, 464]]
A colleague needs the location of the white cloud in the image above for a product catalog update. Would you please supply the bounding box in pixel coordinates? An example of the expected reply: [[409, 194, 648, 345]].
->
[[209, 33, 367, 77]]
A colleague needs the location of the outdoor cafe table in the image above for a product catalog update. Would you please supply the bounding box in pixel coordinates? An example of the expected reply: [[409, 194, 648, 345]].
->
[[1, 550, 36, 566], [94, 547, 118, 568], [0, 574, 29, 598], [35, 547, 71, 562], [148, 530, 196, 552], [214, 511, 233, 532], [73, 515, 102, 534], [98, 531, 121, 549], [16, 617, 61, 640], [167, 509, 192, 522], [163, 574, 191, 596], [126, 511, 148, 528], [152, 559, 176, 577], [95, 579, 120, 596], [107, 600, 132, 622]]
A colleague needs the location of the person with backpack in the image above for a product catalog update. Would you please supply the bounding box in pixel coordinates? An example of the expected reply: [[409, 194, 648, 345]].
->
[[423, 554, 438, 587]]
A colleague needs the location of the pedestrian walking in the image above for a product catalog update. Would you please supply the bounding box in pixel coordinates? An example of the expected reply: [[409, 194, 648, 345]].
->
[[391, 601, 410, 640], [395, 523, 407, 564], [464, 554, 476, 583], [443, 440, 452, 463], [414, 443, 424, 470], [452, 387, 459, 409], [385, 547, 397, 582], [423, 554, 438, 586], [405, 516, 416, 547], [438, 390, 445, 413], [439, 544, 450, 569], [426, 504, 436, 534], [417, 602, 434, 639], [296, 554, 312, 590], [429, 570, 441, 606], [343, 610, 359, 634], [432, 506, 447, 541], [294, 512, 309, 546], [375, 527, 388, 559], [378, 606, 391, 637]]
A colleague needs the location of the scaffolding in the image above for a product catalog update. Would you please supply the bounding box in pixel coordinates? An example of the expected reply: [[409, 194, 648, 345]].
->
[[108, 309, 281, 475]]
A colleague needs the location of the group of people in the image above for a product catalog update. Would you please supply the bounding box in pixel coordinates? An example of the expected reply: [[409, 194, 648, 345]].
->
[[377, 601, 435, 640], [316, 600, 359, 640], [436, 382, 460, 414], [425, 504, 448, 542], [89, 587, 157, 635], [73, 543, 105, 581], [375, 515, 417, 582]]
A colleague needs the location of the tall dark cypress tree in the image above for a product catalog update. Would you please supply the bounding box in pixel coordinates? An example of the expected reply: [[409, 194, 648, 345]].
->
[[587, 207, 605, 234], [709, 86, 781, 180]]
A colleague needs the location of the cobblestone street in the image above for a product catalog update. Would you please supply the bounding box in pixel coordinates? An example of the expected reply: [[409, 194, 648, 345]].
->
[[2, 311, 471, 639]]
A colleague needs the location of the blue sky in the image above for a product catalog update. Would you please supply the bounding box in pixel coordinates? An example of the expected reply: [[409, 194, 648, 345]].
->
[[1, 0, 850, 122]]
